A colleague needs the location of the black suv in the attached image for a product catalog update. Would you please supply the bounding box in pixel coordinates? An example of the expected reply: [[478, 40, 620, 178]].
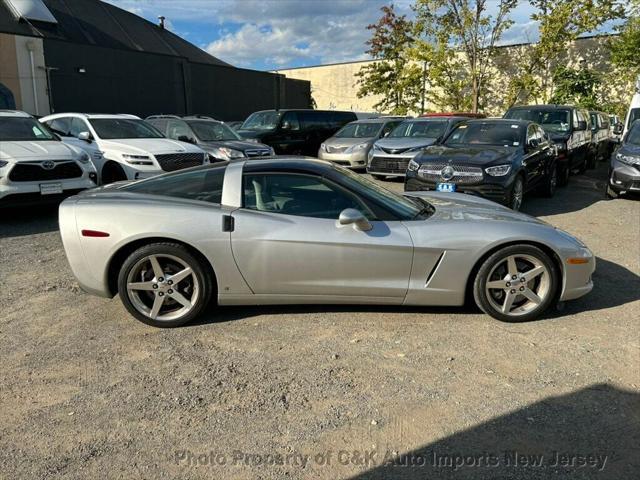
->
[[146, 115, 273, 162], [405, 119, 557, 210], [236, 109, 357, 156], [504, 105, 592, 185]]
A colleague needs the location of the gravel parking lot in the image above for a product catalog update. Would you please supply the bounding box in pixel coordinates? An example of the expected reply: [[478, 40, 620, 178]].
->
[[1, 163, 638, 479]]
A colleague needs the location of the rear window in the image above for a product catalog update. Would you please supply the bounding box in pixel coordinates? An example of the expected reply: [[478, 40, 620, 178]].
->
[[123, 166, 227, 204]]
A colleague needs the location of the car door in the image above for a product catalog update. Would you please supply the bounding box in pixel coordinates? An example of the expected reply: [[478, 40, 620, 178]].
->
[[230, 172, 414, 300], [273, 112, 305, 154], [523, 125, 544, 189]]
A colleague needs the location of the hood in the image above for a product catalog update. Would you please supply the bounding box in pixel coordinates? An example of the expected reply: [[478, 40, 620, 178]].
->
[[98, 138, 204, 155], [619, 143, 640, 157], [375, 137, 438, 152], [405, 191, 548, 225], [416, 145, 518, 166], [199, 139, 271, 152], [0, 140, 77, 161], [236, 129, 269, 140], [324, 137, 375, 148]]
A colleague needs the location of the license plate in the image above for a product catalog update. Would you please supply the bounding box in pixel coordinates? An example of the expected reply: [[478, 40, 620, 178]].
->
[[436, 182, 456, 193], [40, 183, 63, 195]]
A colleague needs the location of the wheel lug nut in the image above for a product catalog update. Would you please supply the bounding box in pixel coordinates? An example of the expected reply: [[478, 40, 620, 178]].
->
[[520, 287, 525, 291], [521, 278, 526, 283], [152, 284, 158, 289], [512, 275, 517, 280], [158, 292, 164, 297], [158, 277, 164, 282], [168, 289, 173, 294], [506, 282, 511, 287], [510, 289, 516, 294], [167, 280, 173, 285]]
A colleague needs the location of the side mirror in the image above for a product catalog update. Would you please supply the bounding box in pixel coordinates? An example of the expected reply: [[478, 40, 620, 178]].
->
[[576, 120, 587, 131], [178, 135, 194, 143], [338, 208, 372, 232], [614, 124, 623, 135], [78, 131, 92, 142], [528, 138, 539, 150]]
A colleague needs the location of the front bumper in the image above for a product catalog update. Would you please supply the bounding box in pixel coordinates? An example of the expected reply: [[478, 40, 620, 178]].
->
[[404, 169, 514, 205], [608, 160, 640, 193], [0, 175, 97, 205], [560, 251, 596, 301], [318, 149, 368, 168]]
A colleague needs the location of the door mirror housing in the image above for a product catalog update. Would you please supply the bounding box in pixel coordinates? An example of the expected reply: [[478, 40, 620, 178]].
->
[[575, 120, 587, 131], [614, 124, 623, 135], [78, 131, 92, 142], [178, 135, 194, 143], [338, 208, 372, 232], [528, 138, 539, 150]]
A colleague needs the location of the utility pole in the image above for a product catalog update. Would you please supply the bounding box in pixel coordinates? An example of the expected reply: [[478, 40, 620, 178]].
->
[[420, 61, 428, 115]]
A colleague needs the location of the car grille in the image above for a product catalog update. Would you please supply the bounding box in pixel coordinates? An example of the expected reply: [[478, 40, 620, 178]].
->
[[380, 146, 409, 155], [245, 149, 271, 157], [326, 145, 348, 154], [8, 161, 82, 182], [155, 153, 206, 171], [370, 157, 410, 174], [418, 164, 484, 185]]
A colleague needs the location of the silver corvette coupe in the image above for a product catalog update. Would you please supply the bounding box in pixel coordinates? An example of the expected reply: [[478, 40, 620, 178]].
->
[[59, 158, 595, 327]]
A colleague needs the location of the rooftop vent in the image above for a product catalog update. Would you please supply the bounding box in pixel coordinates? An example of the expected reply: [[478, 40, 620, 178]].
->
[[3, 0, 58, 24]]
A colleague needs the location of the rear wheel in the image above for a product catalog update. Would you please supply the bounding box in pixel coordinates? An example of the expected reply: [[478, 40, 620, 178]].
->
[[101, 162, 127, 185], [540, 163, 558, 198], [474, 245, 558, 322], [557, 164, 570, 187], [117, 243, 213, 327]]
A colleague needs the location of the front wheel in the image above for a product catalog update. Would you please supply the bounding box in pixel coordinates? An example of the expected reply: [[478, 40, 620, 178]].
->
[[507, 175, 524, 211], [557, 164, 570, 187], [540, 163, 558, 198], [473, 245, 558, 322], [117, 243, 213, 327]]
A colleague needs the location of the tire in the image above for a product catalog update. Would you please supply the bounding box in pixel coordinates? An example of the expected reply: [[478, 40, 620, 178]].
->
[[507, 175, 525, 211], [578, 157, 588, 174], [473, 244, 559, 323], [586, 152, 597, 169], [101, 162, 127, 185], [117, 242, 214, 328], [540, 163, 558, 198], [557, 164, 570, 187], [371, 174, 387, 181]]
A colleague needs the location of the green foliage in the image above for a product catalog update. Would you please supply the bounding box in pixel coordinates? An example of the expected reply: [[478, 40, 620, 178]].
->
[[609, 1, 640, 82], [550, 66, 601, 108], [356, 5, 420, 114], [413, 0, 518, 112]]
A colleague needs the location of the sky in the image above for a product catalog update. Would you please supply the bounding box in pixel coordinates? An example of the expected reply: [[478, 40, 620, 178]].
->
[[105, 0, 617, 71]]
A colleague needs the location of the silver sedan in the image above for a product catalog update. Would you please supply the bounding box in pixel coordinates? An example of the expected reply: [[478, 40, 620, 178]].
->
[[59, 158, 595, 327]]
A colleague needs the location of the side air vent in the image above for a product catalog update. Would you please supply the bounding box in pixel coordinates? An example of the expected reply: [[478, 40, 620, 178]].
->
[[3, 0, 58, 24], [425, 251, 445, 286]]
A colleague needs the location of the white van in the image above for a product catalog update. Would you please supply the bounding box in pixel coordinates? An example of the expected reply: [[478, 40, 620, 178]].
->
[[39, 113, 209, 184], [623, 76, 640, 137], [0, 110, 97, 207]]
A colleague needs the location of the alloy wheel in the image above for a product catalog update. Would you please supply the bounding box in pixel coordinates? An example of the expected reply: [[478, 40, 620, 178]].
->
[[511, 178, 524, 211], [126, 254, 200, 322], [485, 254, 551, 317]]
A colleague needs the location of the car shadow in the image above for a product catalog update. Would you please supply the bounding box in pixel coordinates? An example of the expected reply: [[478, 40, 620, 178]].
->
[[0, 204, 60, 239], [348, 383, 639, 479], [522, 163, 611, 218]]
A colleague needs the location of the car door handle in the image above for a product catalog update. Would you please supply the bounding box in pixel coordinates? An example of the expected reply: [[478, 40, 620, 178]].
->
[[222, 215, 234, 232]]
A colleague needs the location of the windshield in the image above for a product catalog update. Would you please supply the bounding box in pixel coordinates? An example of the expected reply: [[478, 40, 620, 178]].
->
[[628, 108, 640, 130], [335, 122, 381, 138], [336, 167, 430, 220], [627, 122, 640, 145], [0, 117, 56, 141], [445, 122, 521, 147], [505, 108, 571, 133], [389, 120, 447, 139], [89, 119, 164, 140], [188, 121, 241, 141], [241, 111, 281, 131]]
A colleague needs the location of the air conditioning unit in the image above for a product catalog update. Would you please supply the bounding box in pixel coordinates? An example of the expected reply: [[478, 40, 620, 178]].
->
[[3, 0, 58, 24]]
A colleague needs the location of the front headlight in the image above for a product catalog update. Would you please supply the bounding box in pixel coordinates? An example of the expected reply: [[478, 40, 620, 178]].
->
[[210, 147, 245, 160], [0, 160, 9, 168], [121, 153, 153, 165], [345, 142, 368, 153], [320, 143, 326, 152], [616, 153, 640, 166], [485, 164, 512, 176], [407, 159, 420, 172], [76, 151, 90, 164]]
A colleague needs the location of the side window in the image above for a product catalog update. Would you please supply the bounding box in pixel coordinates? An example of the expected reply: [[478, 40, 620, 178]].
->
[[167, 120, 195, 142], [299, 111, 325, 130], [572, 110, 579, 128], [69, 118, 90, 137], [46, 117, 71, 136], [148, 119, 168, 135], [242, 173, 373, 219], [600, 114, 609, 130], [381, 121, 397, 137], [124, 167, 226, 203], [281, 112, 300, 131]]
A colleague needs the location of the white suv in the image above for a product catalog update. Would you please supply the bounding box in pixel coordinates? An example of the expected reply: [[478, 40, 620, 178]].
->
[[39, 113, 209, 184], [0, 110, 97, 206]]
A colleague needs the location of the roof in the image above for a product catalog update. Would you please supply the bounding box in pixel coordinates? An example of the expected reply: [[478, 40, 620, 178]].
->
[[465, 118, 531, 125], [43, 112, 141, 119], [0, 0, 231, 66], [508, 104, 576, 110], [0, 109, 31, 118]]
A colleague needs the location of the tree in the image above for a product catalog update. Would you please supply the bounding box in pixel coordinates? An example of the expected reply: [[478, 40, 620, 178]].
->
[[507, 0, 624, 105], [609, 0, 640, 84], [550, 65, 601, 108], [356, 5, 420, 114], [414, 0, 517, 113]]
